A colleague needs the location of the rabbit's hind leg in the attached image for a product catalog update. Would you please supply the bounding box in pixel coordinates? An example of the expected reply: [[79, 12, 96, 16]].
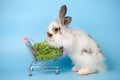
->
[[78, 68, 96, 76]]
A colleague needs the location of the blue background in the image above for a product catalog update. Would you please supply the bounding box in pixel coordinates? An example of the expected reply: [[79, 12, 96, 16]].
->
[[0, 0, 120, 80]]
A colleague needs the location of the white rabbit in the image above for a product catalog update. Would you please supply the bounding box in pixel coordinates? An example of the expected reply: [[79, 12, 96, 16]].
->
[[46, 5, 106, 75]]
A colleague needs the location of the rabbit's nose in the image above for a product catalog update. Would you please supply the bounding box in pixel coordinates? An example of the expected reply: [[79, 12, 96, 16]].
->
[[47, 32, 53, 38]]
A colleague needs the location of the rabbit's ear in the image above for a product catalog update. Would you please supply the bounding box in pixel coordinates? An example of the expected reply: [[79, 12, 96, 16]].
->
[[59, 5, 67, 21], [61, 16, 72, 26]]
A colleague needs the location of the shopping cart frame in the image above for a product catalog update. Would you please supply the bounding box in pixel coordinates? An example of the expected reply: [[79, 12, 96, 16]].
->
[[24, 37, 61, 76]]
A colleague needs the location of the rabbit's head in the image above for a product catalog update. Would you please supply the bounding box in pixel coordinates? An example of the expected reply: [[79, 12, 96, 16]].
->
[[46, 5, 72, 48]]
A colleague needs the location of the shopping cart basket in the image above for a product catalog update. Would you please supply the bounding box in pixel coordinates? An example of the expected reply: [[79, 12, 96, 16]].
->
[[23, 37, 61, 76]]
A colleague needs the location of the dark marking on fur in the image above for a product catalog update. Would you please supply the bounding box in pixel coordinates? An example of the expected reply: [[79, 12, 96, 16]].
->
[[81, 48, 93, 54], [97, 44, 103, 54], [87, 34, 93, 39], [99, 49, 102, 53], [47, 32, 53, 38], [97, 44, 100, 48], [87, 34, 103, 55], [96, 49, 103, 56]]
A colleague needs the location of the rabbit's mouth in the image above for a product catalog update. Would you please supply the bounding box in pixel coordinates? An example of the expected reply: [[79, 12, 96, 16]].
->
[[47, 38, 54, 42], [47, 40, 63, 48], [60, 46, 63, 49]]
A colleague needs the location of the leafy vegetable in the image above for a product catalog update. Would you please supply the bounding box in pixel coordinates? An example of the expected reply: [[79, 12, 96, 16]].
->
[[33, 40, 62, 61]]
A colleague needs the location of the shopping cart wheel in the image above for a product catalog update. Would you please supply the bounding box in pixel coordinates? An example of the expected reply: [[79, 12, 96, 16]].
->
[[29, 73, 32, 76], [55, 69, 59, 74]]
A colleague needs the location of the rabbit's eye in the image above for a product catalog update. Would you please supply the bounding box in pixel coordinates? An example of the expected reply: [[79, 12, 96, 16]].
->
[[55, 28, 58, 31], [52, 27, 61, 34], [53, 27, 60, 32]]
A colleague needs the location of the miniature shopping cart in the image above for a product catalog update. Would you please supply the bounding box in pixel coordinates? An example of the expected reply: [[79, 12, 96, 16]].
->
[[23, 37, 61, 76]]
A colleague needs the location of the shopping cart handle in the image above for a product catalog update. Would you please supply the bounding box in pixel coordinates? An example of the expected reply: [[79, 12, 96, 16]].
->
[[22, 36, 28, 43]]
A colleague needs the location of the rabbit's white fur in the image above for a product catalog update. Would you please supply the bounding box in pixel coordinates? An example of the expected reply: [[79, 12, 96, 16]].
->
[[46, 5, 106, 75]]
